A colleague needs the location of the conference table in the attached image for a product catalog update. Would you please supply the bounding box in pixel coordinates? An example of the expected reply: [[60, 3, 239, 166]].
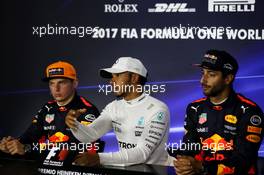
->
[[0, 157, 176, 175]]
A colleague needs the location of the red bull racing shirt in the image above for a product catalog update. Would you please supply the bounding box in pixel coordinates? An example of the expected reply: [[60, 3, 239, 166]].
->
[[183, 91, 264, 175], [71, 93, 172, 166], [19, 93, 101, 160]]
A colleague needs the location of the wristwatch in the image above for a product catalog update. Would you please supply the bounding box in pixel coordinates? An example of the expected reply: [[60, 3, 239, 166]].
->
[[24, 144, 31, 153], [200, 165, 208, 175]]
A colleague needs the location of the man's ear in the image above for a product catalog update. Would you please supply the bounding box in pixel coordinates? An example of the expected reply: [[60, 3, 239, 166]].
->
[[73, 79, 79, 88], [131, 73, 140, 84], [225, 74, 234, 85]]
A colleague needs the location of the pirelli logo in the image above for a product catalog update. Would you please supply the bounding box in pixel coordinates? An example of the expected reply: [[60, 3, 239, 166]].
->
[[208, 0, 255, 12], [247, 126, 262, 134]]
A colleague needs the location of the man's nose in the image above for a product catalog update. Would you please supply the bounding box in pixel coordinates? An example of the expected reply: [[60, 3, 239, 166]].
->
[[200, 75, 206, 84], [55, 84, 60, 91]]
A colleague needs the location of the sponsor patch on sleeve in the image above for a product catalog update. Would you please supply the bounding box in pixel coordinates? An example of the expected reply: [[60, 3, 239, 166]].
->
[[81, 121, 91, 126], [184, 129, 188, 135], [250, 115, 262, 126], [246, 134, 261, 143], [247, 126, 262, 134]]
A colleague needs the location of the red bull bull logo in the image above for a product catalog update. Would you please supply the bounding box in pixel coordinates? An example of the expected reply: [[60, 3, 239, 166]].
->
[[217, 164, 235, 175], [49, 132, 69, 143], [201, 134, 233, 152], [201, 134, 233, 161]]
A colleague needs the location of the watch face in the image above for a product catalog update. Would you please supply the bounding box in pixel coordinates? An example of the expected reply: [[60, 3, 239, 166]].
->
[[24, 144, 31, 153]]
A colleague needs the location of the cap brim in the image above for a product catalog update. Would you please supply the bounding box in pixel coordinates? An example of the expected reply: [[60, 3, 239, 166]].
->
[[42, 77, 50, 82], [192, 63, 222, 72], [99, 68, 126, 78], [192, 63, 203, 68], [41, 76, 74, 82]]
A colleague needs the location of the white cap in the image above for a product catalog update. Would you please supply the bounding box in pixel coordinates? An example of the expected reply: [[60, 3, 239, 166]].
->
[[100, 57, 148, 78]]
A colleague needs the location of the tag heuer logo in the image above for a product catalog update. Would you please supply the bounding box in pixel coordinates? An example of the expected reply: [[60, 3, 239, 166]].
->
[[199, 113, 207, 124], [45, 114, 55, 123]]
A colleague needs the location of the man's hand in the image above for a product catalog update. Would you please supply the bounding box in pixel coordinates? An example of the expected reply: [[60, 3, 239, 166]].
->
[[5, 139, 26, 155], [73, 152, 100, 167], [173, 155, 203, 175], [0, 136, 14, 153], [65, 108, 87, 131]]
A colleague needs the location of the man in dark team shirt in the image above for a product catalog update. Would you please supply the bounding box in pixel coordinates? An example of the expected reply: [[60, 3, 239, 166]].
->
[[174, 50, 264, 175], [0, 61, 102, 162]]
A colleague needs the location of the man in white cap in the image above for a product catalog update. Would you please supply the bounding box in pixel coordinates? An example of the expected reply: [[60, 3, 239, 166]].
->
[[66, 57, 172, 166]]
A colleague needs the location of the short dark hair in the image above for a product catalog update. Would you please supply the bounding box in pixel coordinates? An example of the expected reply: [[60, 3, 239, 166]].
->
[[198, 49, 239, 76], [128, 72, 148, 85], [138, 74, 148, 86]]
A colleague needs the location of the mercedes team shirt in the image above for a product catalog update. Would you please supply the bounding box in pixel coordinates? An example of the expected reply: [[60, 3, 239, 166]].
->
[[71, 93, 172, 166]]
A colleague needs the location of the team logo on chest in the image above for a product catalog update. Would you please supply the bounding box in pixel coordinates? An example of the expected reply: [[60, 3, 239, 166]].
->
[[45, 114, 55, 123], [135, 117, 144, 136], [59, 106, 67, 112], [156, 112, 165, 121], [199, 113, 207, 124], [137, 117, 144, 126]]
